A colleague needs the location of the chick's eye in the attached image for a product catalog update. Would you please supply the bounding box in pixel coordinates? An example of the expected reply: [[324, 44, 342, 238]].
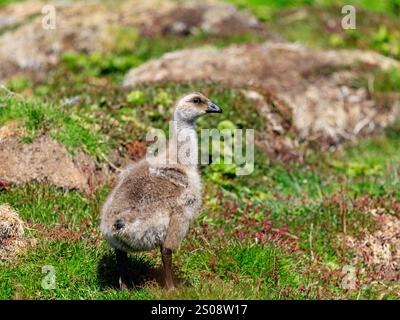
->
[[193, 98, 201, 104]]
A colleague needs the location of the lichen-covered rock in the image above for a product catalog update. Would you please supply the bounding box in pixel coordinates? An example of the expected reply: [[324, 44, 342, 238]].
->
[[123, 42, 400, 145]]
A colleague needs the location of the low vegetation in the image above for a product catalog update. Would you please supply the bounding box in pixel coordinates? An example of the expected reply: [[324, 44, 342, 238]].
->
[[0, 0, 399, 299]]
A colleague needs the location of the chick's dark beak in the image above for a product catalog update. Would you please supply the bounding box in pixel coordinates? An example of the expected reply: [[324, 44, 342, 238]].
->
[[206, 101, 222, 113]]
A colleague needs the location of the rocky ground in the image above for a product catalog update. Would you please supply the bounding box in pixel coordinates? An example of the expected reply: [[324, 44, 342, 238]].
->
[[123, 42, 400, 144], [0, 0, 399, 299]]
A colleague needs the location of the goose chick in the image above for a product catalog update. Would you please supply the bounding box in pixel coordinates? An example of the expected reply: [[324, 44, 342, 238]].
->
[[100, 92, 222, 289]]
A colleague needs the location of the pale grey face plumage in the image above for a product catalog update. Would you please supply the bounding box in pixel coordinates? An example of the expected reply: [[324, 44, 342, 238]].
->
[[174, 92, 222, 122]]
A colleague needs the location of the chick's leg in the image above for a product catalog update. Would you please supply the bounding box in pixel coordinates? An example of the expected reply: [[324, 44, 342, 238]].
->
[[161, 246, 174, 289], [161, 212, 189, 289], [115, 249, 129, 290]]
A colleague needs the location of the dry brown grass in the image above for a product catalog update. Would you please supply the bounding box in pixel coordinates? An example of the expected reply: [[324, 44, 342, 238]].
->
[[0, 203, 26, 261]]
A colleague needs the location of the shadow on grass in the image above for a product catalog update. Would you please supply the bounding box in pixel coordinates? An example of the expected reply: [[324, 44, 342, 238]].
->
[[97, 252, 162, 290]]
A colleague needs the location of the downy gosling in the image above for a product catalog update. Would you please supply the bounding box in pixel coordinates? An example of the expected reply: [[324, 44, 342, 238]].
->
[[100, 92, 222, 289]]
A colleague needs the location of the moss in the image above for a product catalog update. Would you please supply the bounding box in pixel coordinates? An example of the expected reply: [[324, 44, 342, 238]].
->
[[0, 94, 112, 158]]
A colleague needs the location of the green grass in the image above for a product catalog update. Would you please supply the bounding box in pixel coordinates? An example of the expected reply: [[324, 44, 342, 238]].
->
[[226, 0, 400, 60], [1, 75, 399, 299], [1, 0, 400, 300], [0, 94, 112, 157], [0, 116, 399, 300], [18, 81, 267, 157], [0, 0, 26, 6], [228, 0, 400, 18], [1, 121, 399, 299], [0, 98, 400, 299]]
